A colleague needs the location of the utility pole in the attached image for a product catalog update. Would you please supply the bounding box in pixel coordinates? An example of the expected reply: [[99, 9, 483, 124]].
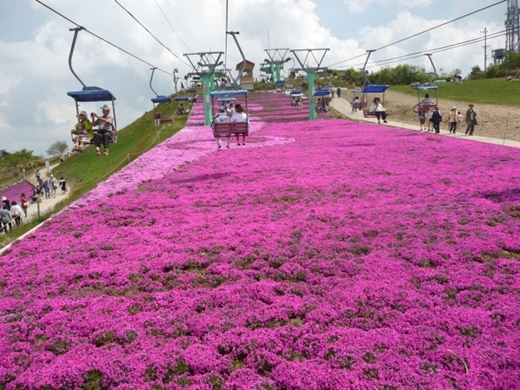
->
[[481, 27, 489, 71]]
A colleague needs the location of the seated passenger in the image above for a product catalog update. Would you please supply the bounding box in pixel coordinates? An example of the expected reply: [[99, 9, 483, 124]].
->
[[231, 104, 248, 146], [91, 105, 114, 156], [351, 96, 360, 113], [213, 105, 231, 150], [71, 111, 93, 152], [369, 97, 388, 124], [177, 103, 187, 116]]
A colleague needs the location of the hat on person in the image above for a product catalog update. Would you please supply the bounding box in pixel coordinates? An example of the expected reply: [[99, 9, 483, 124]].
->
[[1, 197, 6, 201], [218, 105, 226, 111], [100, 105, 111, 111], [451, 106, 456, 110], [468, 103, 474, 106], [77, 110, 88, 118]]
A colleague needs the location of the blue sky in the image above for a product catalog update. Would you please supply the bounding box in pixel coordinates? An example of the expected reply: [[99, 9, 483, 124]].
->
[[0, 0, 507, 155]]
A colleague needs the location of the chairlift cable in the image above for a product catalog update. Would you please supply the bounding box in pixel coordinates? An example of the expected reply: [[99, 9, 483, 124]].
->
[[112, 0, 190, 66], [152, 0, 193, 52], [35, 0, 174, 76]]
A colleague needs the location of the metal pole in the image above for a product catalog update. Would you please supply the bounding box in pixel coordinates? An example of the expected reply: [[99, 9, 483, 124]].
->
[[149, 67, 159, 97], [481, 28, 488, 71], [503, 113, 510, 145], [202, 75, 213, 125], [307, 71, 317, 120], [68, 27, 87, 89]]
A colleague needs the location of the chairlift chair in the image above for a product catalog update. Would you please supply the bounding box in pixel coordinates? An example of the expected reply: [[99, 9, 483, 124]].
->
[[412, 85, 438, 114], [67, 27, 118, 145], [209, 89, 249, 140]]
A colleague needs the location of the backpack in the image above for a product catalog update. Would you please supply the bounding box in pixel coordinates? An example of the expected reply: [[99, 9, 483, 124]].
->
[[432, 110, 442, 122]]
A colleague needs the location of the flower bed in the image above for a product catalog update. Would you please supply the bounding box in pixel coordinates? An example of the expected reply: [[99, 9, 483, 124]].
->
[[1, 120, 520, 389], [0, 180, 33, 205]]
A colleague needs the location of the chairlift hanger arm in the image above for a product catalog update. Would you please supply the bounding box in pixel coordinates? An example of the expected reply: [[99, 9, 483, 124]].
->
[[68, 27, 87, 89], [361, 50, 375, 87], [149, 67, 159, 97], [227, 31, 247, 86], [424, 53, 437, 80]]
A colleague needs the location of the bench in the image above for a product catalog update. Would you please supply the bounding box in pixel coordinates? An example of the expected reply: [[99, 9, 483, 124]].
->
[[160, 115, 174, 123], [212, 122, 249, 138]]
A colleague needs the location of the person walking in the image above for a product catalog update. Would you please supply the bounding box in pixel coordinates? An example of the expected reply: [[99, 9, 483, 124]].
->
[[49, 175, 58, 197], [431, 106, 442, 134], [42, 180, 50, 199], [10, 201, 22, 227], [59, 177, 67, 194], [91, 105, 114, 156], [465, 104, 478, 135], [20, 193, 29, 218], [1, 205, 12, 233], [448, 106, 458, 133]]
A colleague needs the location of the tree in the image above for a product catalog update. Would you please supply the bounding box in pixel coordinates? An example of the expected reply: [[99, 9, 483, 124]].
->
[[0, 148, 39, 181], [47, 141, 69, 159]]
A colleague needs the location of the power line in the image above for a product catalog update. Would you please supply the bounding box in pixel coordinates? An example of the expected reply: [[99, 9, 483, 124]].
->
[[341, 30, 507, 70], [152, 0, 193, 52], [375, 0, 506, 51], [163, 0, 197, 48], [112, 0, 190, 66], [35, 0, 174, 76], [327, 0, 507, 68]]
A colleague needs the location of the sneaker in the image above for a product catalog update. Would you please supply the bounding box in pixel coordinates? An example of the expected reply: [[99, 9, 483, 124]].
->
[[218, 145, 221, 150], [103, 150, 109, 156], [237, 143, 241, 146], [383, 120, 388, 123], [242, 143, 246, 146], [96, 150, 101, 155], [226, 145, 230, 149]]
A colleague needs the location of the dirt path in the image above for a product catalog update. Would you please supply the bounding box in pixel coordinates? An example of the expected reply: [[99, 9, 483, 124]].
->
[[383, 90, 520, 142]]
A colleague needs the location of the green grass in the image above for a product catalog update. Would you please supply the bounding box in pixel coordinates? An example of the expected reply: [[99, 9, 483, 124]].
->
[[0, 99, 190, 248], [391, 78, 520, 106]]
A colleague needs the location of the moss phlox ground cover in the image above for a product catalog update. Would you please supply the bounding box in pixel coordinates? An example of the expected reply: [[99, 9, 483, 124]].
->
[[1, 116, 520, 389]]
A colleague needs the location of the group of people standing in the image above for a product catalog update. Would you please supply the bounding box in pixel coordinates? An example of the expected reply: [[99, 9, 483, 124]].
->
[[1, 195, 25, 233], [416, 96, 478, 135], [71, 105, 114, 156]]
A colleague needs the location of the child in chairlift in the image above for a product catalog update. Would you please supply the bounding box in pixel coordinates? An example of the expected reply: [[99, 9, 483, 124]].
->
[[71, 110, 93, 152]]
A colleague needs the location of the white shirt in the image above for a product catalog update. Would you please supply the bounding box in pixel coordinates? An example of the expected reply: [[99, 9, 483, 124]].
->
[[369, 103, 385, 112], [231, 112, 248, 123], [214, 112, 230, 123]]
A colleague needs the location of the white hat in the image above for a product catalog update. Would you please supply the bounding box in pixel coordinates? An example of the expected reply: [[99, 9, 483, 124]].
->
[[1, 197, 6, 201], [218, 105, 226, 111], [451, 106, 456, 110], [77, 110, 88, 118], [100, 104, 111, 111]]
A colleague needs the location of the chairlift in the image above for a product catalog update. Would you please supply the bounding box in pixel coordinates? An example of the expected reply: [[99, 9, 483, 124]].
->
[[149, 67, 174, 124], [412, 85, 438, 114], [209, 89, 249, 140], [66, 27, 117, 144]]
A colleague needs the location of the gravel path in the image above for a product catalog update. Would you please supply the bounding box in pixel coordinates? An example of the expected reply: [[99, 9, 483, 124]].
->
[[383, 89, 520, 142]]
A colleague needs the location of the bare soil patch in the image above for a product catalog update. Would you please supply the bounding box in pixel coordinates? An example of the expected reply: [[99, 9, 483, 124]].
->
[[384, 90, 520, 142]]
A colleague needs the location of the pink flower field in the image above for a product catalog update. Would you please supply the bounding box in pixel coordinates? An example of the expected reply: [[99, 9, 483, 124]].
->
[[1, 115, 520, 389]]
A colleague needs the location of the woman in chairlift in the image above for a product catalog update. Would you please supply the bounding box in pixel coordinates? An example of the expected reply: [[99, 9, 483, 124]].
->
[[231, 104, 248, 146]]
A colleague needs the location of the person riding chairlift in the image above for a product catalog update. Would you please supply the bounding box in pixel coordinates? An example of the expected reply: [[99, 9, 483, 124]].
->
[[71, 110, 93, 153]]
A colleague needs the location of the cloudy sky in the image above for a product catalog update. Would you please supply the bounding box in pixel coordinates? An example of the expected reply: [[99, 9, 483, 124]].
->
[[0, 0, 506, 155]]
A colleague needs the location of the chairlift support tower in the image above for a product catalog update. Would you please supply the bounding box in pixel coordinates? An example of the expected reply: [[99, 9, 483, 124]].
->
[[265, 48, 291, 83], [184, 52, 224, 125], [290, 48, 330, 120]]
